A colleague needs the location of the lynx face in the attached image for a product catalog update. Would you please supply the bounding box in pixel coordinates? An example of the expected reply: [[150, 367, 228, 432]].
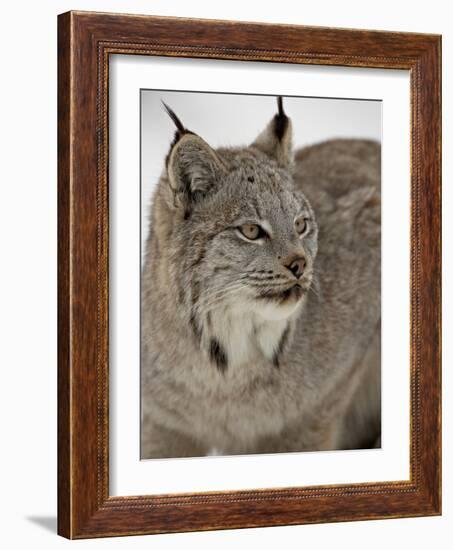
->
[[181, 149, 318, 323], [155, 98, 318, 368]]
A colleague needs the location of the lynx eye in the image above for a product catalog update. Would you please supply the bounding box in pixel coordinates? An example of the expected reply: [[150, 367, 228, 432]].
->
[[238, 223, 265, 241], [295, 217, 309, 236]]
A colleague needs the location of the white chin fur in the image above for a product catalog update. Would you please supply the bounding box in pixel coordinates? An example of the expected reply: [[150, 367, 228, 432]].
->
[[254, 297, 303, 321]]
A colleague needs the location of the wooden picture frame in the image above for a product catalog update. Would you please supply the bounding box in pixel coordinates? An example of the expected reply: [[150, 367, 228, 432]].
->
[[58, 10, 441, 539]]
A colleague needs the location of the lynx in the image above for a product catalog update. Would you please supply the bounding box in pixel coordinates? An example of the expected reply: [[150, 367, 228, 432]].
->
[[141, 97, 381, 458]]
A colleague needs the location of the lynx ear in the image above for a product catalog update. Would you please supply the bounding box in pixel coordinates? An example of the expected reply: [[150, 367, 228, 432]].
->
[[251, 96, 293, 168], [163, 103, 227, 215]]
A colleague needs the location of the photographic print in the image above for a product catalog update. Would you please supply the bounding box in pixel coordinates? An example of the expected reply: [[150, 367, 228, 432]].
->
[[140, 91, 381, 459]]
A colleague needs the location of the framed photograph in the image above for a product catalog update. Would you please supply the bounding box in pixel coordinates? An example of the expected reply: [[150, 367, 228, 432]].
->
[[58, 11, 441, 539]]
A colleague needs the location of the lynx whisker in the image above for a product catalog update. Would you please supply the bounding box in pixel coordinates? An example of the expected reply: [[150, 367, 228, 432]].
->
[[192, 284, 246, 315]]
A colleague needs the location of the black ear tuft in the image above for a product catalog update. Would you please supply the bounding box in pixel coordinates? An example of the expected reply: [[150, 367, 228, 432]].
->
[[274, 96, 289, 141], [162, 101, 196, 167], [162, 101, 186, 134], [251, 96, 293, 168], [277, 96, 284, 117]]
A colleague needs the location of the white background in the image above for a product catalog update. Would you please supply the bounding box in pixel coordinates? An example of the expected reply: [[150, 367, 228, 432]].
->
[[0, 0, 450, 548], [111, 58, 410, 496]]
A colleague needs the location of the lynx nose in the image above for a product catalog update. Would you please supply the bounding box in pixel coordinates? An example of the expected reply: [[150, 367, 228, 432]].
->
[[285, 257, 306, 279]]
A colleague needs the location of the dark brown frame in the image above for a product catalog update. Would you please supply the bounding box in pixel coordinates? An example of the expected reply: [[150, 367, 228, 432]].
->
[[58, 10, 441, 539]]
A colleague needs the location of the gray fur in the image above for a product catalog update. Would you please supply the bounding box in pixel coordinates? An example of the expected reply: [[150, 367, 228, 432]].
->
[[141, 99, 381, 458]]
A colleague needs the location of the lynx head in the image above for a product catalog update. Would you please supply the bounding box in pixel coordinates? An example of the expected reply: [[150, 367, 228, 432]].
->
[[149, 97, 318, 370]]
